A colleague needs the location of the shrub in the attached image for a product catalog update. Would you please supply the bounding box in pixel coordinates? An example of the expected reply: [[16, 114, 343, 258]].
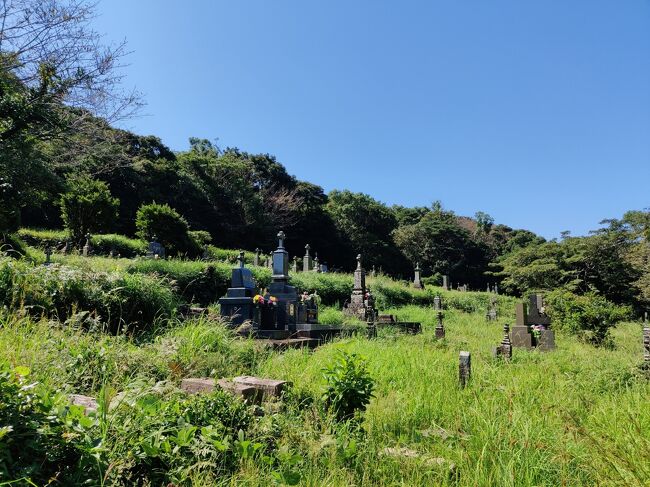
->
[[136, 203, 200, 257], [322, 351, 375, 421], [0, 364, 98, 484], [60, 176, 119, 244], [0, 257, 178, 333], [545, 289, 632, 346], [17, 228, 68, 249]]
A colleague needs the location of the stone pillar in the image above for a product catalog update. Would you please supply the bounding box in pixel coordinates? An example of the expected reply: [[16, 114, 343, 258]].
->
[[254, 248, 261, 266], [292, 256, 298, 273], [433, 295, 442, 311], [459, 352, 471, 388], [435, 311, 445, 339], [313, 253, 320, 272], [413, 263, 423, 289], [303, 244, 311, 272], [442, 275, 449, 290], [44, 246, 52, 265], [366, 319, 377, 339], [82, 233, 91, 257], [500, 324, 512, 360], [643, 325, 650, 363]]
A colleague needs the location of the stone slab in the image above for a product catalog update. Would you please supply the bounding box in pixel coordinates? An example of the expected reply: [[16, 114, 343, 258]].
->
[[233, 376, 290, 397], [377, 321, 422, 334], [69, 394, 98, 413], [259, 338, 320, 350], [180, 378, 259, 403]]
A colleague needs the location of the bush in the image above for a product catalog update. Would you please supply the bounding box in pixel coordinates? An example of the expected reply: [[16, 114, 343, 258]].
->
[[136, 203, 200, 257], [322, 351, 375, 421], [0, 364, 97, 484], [545, 289, 632, 346], [17, 228, 68, 249], [60, 176, 120, 244]]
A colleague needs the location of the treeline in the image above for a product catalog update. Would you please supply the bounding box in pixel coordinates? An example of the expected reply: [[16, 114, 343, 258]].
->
[[1, 0, 649, 313]]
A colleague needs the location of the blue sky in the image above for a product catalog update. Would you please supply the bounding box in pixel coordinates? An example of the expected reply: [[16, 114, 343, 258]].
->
[[93, 0, 650, 239]]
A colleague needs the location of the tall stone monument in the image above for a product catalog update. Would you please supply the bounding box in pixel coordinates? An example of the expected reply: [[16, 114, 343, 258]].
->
[[343, 254, 369, 320], [413, 263, 423, 289], [303, 244, 312, 272], [267, 231, 298, 331], [219, 252, 258, 327]]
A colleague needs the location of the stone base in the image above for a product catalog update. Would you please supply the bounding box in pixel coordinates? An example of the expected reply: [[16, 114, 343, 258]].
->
[[537, 329, 555, 351], [511, 326, 533, 349], [255, 323, 345, 341], [258, 338, 320, 350]]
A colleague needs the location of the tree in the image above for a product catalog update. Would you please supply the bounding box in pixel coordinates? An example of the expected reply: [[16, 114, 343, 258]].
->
[[135, 203, 199, 256], [326, 190, 406, 273], [393, 208, 490, 286], [60, 176, 119, 243]]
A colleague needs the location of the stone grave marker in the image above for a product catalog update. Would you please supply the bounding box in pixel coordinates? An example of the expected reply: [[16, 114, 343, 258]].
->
[[493, 324, 512, 360], [219, 252, 258, 327], [442, 275, 449, 291], [45, 246, 52, 265], [82, 233, 92, 257], [254, 248, 261, 266], [643, 325, 650, 363], [459, 352, 471, 388], [313, 253, 320, 272], [486, 297, 498, 321], [413, 263, 424, 289], [146, 235, 165, 259], [343, 254, 372, 321], [303, 244, 312, 272], [435, 311, 445, 339], [433, 295, 442, 311]]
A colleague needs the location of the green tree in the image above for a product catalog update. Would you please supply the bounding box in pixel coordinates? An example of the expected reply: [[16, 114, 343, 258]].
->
[[135, 203, 199, 256], [60, 176, 119, 243]]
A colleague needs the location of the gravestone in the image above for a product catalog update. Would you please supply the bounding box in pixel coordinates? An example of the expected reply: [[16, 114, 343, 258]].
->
[[459, 352, 471, 388], [493, 324, 512, 360], [367, 318, 377, 339], [313, 253, 320, 272], [511, 302, 533, 349], [297, 291, 319, 324], [343, 254, 370, 321], [59, 240, 68, 255], [146, 236, 165, 259], [254, 248, 261, 266], [370, 265, 376, 277], [303, 244, 312, 272], [643, 325, 650, 363], [44, 246, 52, 265], [82, 233, 92, 257], [494, 283, 499, 294], [265, 231, 299, 330], [442, 275, 449, 291], [413, 263, 423, 289], [292, 255, 298, 273], [486, 297, 497, 321], [511, 295, 555, 351], [433, 295, 442, 311], [219, 252, 258, 327], [320, 262, 328, 273], [435, 311, 445, 339]]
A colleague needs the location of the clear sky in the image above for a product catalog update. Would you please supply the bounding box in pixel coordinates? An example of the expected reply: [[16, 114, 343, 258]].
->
[[92, 0, 650, 239]]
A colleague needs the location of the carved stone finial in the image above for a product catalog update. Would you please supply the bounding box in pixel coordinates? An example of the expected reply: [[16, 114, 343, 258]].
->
[[415, 262, 421, 272], [238, 251, 245, 268], [305, 243, 310, 256], [277, 231, 286, 248], [356, 254, 362, 270]]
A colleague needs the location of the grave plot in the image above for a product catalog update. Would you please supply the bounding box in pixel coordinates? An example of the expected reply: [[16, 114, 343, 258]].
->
[[219, 231, 347, 344]]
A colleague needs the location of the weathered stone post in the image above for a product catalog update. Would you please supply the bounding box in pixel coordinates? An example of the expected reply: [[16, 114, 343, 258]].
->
[[433, 295, 442, 311], [303, 244, 311, 272], [82, 233, 91, 257], [459, 351, 471, 388], [501, 324, 512, 360], [366, 318, 377, 339], [643, 325, 650, 364], [442, 275, 449, 291], [413, 263, 423, 289], [44, 246, 52, 265], [435, 311, 445, 339], [254, 248, 261, 266], [292, 255, 298, 273]]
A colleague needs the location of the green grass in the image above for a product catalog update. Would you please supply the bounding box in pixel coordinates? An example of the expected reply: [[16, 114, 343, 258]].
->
[[1, 305, 648, 485]]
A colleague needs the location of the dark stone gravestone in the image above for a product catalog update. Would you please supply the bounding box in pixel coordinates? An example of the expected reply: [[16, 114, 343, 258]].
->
[[219, 252, 258, 327], [303, 244, 312, 272], [254, 248, 261, 266], [493, 324, 512, 360], [511, 295, 555, 351], [44, 246, 52, 265], [413, 263, 424, 289], [459, 351, 471, 388], [643, 325, 650, 364], [320, 262, 328, 273], [263, 231, 298, 331], [146, 236, 165, 259], [297, 291, 319, 324], [435, 311, 445, 339]]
